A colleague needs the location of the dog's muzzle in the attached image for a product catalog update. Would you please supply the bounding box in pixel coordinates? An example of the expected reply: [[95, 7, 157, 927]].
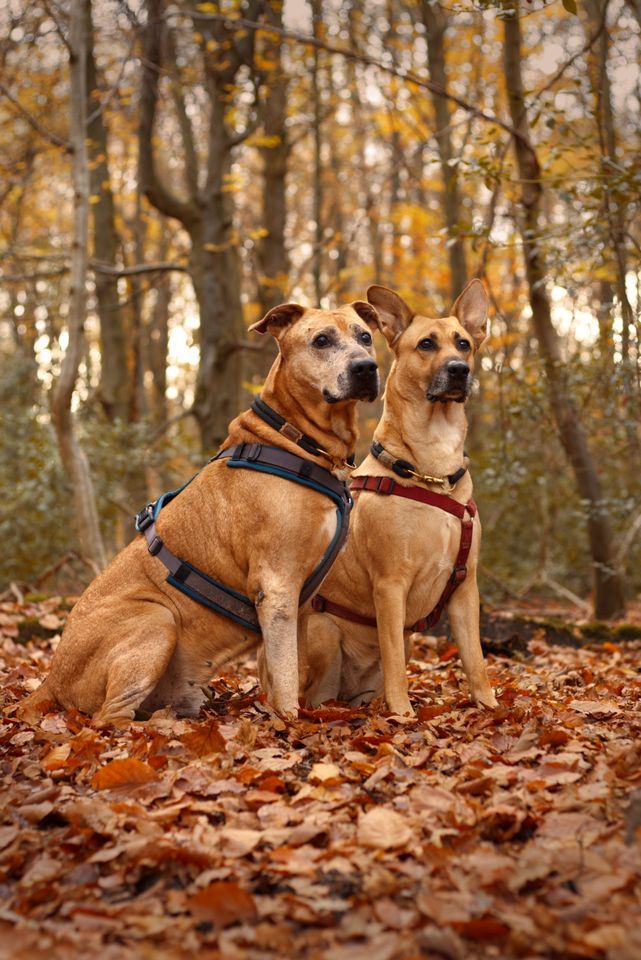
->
[[327, 359, 379, 403], [427, 360, 471, 403]]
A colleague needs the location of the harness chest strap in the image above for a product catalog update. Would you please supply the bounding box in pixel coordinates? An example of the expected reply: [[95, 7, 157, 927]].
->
[[136, 443, 352, 633], [312, 475, 477, 633]]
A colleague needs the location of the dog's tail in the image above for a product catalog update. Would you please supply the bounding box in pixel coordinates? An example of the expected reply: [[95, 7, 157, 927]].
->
[[17, 679, 58, 722]]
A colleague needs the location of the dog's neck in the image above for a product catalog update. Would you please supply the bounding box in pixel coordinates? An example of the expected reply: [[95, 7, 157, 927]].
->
[[376, 373, 468, 479], [226, 356, 359, 474]]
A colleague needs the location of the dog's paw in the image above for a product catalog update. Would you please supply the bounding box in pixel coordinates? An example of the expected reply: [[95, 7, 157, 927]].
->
[[474, 690, 498, 710], [387, 698, 415, 718]]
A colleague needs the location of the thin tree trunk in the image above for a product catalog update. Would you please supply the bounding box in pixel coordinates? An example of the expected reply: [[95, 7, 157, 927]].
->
[[421, 0, 468, 301], [502, 0, 625, 619], [85, 0, 130, 421], [257, 0, 289, 314], [139, 0, 254, 450], [311, 0, 323, 303], [51, 0, 106, 574], [585, 0, 639, 454]]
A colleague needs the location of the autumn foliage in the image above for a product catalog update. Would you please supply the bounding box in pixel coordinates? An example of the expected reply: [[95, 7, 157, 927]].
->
[[2, 596, 640, 959]]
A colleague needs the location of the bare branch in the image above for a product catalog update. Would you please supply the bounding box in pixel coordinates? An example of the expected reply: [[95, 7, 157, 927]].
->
[[0, 80, 71, 152], [174, 10, 531, 148], [91, 259, 189, 276]]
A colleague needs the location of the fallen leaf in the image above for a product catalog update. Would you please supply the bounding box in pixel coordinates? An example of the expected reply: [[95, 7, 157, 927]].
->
[[92, 758, 158, 790], [188, 881, 257, 927], [357, 807, 412, 850], [181, 720, 226, 756]]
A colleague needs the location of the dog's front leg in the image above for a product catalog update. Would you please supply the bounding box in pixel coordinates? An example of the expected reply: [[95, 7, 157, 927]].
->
[[447, 576, 498, 708], [256, 583, 300, 720], [373, 580, 414, 716]]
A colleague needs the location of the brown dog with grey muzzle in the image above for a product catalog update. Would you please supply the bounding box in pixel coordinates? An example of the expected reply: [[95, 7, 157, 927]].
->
[[299, 280, 498, 716], [21, 300, 381, 726]]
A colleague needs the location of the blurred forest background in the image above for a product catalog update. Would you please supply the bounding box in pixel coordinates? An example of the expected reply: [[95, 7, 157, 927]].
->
[[1, 0, 640, 619]]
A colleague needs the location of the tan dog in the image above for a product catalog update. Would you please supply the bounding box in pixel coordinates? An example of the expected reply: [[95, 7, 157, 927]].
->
[[300, 281, 498, 716], [21, 300, 381, 726]]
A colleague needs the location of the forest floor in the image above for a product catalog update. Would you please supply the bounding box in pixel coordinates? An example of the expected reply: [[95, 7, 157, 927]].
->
[[1, 595, 640, 960]]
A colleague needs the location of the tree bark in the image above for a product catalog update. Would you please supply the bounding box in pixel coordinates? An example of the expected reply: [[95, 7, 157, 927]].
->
[[51, 0, 106, 575], [584, 0, 639, 452], [310, 0, 324, 303], [502, 0, 625, 619], [256, 0, 289, 314], [139, 0, 255, 450], [421, 0, 468, 301], [85, 0, 130, 421]]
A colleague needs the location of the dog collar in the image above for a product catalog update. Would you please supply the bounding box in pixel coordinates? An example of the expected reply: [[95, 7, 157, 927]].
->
[[252, 396, 355, 471], [370, 439, 467, 488]]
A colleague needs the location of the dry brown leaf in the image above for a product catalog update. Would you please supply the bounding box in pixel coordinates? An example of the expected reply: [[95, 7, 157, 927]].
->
[[187, 880, 257, 927], [357, 807, 412, 850], [181, 720, 226, 756], [309, 762, 342, 784], [91, 758, 158, 790]]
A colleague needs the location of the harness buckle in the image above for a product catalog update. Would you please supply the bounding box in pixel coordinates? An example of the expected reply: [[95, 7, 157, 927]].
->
[[148, 535, 163, 557], [452, 566, 467, 583], [311, 595, 327, 612], [280, 421, 303, 443], [135, 504, 155, 533]]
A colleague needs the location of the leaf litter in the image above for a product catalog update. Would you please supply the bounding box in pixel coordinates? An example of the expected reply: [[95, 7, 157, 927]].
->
[[1, 595, 641, 959]]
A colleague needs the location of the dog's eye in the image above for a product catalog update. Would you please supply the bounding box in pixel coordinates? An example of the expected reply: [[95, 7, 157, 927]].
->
[[359, 330, 372, 346], [312, 334, 331, 348], [417, 338, 436, 351], [458, 339, 471, 352]]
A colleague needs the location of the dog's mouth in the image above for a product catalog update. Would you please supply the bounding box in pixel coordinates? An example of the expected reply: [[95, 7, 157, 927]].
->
[[426, 366, 471, 404], [324, 369, 380, 404], [426, 387, 468, 404]]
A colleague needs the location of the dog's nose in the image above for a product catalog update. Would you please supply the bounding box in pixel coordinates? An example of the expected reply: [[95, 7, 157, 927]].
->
[[446, 360, 470, 380], [350, 359, 378, 380]]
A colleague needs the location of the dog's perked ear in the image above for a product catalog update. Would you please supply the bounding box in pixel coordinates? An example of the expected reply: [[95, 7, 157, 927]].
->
[[366, 286, 414, 346], [350, 300, 383, 334], [451, 279, 489, 349], [249, 302, 306, 338]]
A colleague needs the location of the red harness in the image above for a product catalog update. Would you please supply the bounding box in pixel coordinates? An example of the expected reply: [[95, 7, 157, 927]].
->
[[311, 474, 477, 632]]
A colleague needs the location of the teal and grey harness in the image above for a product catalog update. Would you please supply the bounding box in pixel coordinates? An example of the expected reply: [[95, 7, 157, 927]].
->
[[135, 400, 353, 633]]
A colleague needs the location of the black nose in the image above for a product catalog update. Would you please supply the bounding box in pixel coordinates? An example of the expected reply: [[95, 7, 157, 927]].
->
[[350, 359, 378, 380], [447, 360, 470, 380]]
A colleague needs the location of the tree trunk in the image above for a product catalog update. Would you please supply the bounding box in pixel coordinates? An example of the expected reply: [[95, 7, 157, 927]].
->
[[584, 0, 639, 457], [85, 0, 130, 421], [256, 0, 289, 314], [310, 0, 324, 303], [139, 0, 254, 451], [502, 0, 625, 619], [421, 0, 468, 302], [51, 0, 106, 575]]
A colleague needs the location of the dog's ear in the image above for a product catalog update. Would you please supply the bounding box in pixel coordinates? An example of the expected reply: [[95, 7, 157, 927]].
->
[[366, 286, 414, 346], [249, 302, 306, 338], [350, 301, 383, 334], [452, 279, 489, 348]]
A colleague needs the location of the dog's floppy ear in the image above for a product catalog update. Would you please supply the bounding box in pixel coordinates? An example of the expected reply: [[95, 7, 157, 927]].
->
[[366, 285, 414, 346], [249, 302, 306, 338], [350, 300, 383, 334], [452, 279, 489, 348]]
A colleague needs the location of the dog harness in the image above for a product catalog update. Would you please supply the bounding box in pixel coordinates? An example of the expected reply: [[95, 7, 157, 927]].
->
[[135, 399, 353, 633], [312, 450, 476, 632]]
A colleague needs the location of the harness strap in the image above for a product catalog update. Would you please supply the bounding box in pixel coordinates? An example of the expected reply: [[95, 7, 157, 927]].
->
[[136, 509, 261, 631], [135, 443, 352, 632], [312, 477, 477, 633], [371, 439, 467, 488]]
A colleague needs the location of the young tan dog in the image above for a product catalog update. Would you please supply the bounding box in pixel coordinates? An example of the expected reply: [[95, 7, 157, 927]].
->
[[21, 300, 381, 726], [299, 281, 498, 716]]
